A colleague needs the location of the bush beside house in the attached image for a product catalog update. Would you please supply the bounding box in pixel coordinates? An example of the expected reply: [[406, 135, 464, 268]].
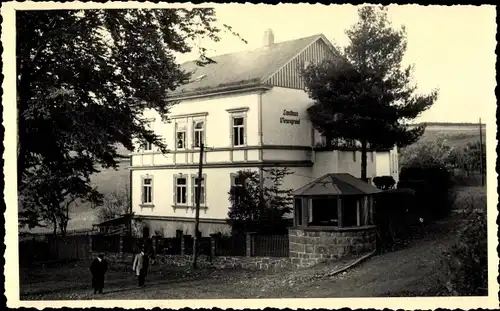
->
[[374, 188, 419, 252], [397, 165, 454, 220]]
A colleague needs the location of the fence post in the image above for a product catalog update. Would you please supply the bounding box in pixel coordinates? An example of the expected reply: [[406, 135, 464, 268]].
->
[[180, 232, 185, 256], [119, 235, 124, 259], [209, 233, 217, 259], [88, 234, 93, 258], [246, 232, 255, 257]]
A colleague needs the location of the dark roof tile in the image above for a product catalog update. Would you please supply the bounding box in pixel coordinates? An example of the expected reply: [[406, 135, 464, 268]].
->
[[174, 34, 323, 95]]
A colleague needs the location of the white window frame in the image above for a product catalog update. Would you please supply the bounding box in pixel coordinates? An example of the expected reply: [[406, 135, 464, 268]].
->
[[141, 175, 154, 205], [226, 107, 248, 147], [174, 174, 188, 206], [191, 173, 207, 206], [193, 120, 205, 148], [232, 116, 245, 147], [175, 123, 187, 150]]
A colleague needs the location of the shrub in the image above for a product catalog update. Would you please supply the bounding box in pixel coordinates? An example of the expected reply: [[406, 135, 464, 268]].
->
[[374, 188, 418, 252], [440, 188, 487, 296], [373, 175, 396, 190], [398, 165, 454, 220], [227, 168, 294, 234]]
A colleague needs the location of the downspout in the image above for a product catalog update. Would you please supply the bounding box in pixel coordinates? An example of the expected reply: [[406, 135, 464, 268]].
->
[[258, 91, 265, 203], [258, 91, 264, 161], [129, 157, 133, 236]]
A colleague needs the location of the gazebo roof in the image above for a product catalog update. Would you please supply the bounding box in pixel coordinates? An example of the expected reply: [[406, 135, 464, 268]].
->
[[292, 173, 382, 197]]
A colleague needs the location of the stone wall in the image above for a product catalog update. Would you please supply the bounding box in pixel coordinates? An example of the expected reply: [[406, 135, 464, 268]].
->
[[289, 226, 377, 267], [90, 252, 292, 272]]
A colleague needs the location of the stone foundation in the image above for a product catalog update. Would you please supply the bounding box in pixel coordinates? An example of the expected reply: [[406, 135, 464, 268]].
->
[[133, 218, 231, 237], [288, 226, 377, 267]]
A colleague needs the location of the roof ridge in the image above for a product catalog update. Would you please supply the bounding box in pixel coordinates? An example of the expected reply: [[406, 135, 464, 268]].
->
[[179, 33, 323, 66]]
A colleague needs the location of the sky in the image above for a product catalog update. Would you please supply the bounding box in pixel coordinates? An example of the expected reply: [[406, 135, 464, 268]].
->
[[175, 4, 496, 124]]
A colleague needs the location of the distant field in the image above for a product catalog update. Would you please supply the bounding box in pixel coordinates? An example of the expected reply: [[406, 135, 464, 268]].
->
[[412, 123, 486, 148]]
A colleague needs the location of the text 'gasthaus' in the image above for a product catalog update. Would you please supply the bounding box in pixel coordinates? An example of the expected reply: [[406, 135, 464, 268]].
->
[[280, 110, 300, 125]]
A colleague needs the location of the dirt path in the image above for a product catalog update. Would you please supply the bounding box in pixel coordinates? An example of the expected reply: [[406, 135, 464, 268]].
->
[[20, 218, 459, 300]]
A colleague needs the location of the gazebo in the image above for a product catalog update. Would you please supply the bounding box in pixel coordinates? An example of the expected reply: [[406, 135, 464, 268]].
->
[[288, 173, 381, 267]]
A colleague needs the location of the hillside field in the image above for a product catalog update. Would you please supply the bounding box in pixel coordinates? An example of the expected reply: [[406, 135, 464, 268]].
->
[[411, 123, 486, 148]]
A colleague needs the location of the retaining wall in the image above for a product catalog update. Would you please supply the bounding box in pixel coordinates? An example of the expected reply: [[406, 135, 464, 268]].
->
[[288, 226, 377, 267], [90, 252, 292, 272]]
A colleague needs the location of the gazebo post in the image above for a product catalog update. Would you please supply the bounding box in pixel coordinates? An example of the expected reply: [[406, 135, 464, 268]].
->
[[302, 198, 309, 227], [337, 196, 343, 228], [369, 196, 374, 225], [363, 196, 370, 225], [356, 199, 361, 226]]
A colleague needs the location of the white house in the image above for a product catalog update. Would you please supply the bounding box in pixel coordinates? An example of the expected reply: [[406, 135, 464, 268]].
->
[[129, 30, 399, 237]]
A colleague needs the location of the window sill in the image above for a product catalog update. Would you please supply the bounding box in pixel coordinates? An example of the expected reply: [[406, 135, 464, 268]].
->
[[140, 204, 155, 209], [172, 205, 208, 210], [232, 144, 247, 148]]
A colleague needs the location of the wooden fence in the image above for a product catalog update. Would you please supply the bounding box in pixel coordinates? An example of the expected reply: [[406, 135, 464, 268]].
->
[[155, 237, 182, 255], [91, 235, 121, 253], [19, 232, 290, 265], [251, 234, 289, 257], [214, 234, 247, 256], [19, 235, 92, 265]]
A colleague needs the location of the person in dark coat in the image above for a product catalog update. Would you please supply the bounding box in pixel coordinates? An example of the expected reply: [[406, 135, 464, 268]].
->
[[90, 254, 108, 294]]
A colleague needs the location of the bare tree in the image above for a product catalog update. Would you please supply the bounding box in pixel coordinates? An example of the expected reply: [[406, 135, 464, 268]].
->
[[96, 185, 131, 223]]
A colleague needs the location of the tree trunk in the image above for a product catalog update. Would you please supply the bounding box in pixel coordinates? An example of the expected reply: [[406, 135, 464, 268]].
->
[[52, 217, 58, 237], [361, 140, 368, 182], [17, 70, 33, 190]]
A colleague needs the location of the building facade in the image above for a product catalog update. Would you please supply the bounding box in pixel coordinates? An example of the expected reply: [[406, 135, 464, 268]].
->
[[129, 30, 399, 237]]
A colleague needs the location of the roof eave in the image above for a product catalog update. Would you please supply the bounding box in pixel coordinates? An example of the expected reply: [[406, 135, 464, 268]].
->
[[168, 82, 273, 102]]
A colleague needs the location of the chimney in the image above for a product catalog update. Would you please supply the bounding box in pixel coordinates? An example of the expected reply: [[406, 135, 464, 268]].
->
[[262, 29, 274, 47]]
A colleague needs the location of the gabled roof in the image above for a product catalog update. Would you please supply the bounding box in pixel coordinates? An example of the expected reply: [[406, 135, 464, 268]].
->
[[292, 173, 381, 197], [173, 34, 336, 97]]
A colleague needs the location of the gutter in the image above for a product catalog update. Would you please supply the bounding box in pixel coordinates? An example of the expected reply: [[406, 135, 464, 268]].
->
[[168, 83, 273, 102]]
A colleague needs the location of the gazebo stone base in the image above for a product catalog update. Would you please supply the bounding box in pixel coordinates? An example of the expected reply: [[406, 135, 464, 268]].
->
[[288, 226, 377, 267]]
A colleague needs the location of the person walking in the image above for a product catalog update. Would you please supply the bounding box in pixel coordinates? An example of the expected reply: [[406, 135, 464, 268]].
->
[[90, 254, 108, 294], [132, 248, 149, 287]]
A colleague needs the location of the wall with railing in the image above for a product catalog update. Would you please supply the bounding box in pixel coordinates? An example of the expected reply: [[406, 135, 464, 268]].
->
[[90, 232, 289, 259]]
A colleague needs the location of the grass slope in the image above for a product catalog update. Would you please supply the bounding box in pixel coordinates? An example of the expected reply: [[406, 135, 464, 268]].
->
[[413, 123, 486, 148]]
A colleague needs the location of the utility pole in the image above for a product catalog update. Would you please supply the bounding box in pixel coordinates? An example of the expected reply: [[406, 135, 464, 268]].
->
[[192, 143, 204, 269], [479, 118, 485, 187]]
